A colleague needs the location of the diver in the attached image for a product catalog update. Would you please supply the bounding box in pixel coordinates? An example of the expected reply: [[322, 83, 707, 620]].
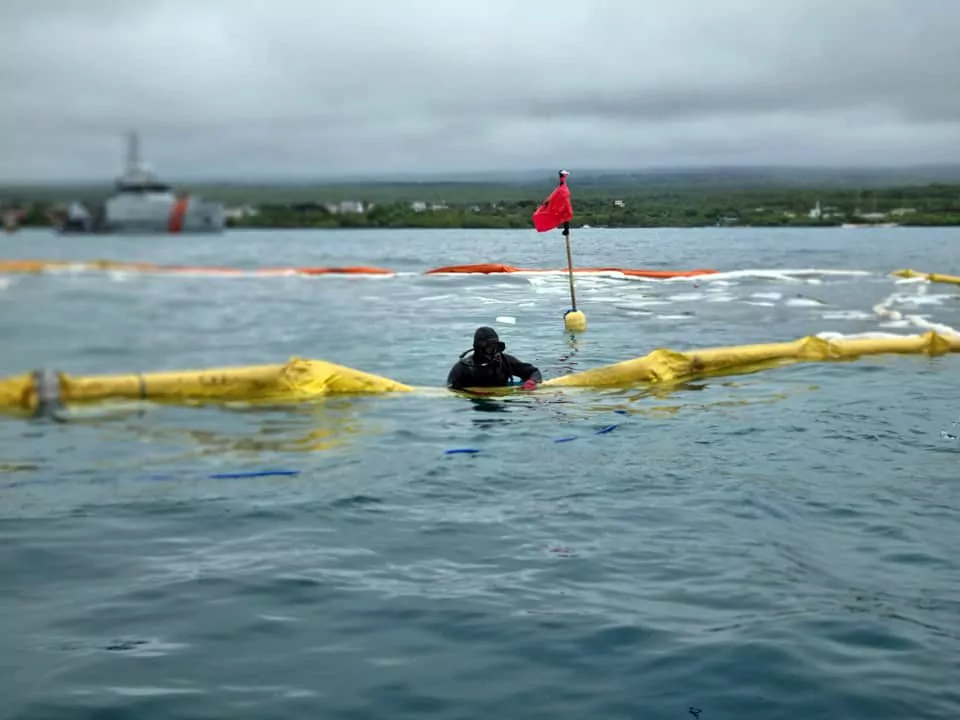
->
[[447, 326, 542, 390]]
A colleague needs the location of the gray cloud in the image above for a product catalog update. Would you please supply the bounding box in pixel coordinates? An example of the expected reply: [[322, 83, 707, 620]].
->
[[3, 0, 960, 181]]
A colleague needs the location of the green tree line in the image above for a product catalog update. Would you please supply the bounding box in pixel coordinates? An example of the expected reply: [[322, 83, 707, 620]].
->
[[3, 182, 959, 229]]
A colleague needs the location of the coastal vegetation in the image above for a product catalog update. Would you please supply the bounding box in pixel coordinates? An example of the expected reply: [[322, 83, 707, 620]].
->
[[3, 176, 960, 229]]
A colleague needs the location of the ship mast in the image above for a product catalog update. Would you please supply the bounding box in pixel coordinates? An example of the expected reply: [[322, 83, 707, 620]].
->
[[116, 130, 168, 191], [125, 130, 141, 177]]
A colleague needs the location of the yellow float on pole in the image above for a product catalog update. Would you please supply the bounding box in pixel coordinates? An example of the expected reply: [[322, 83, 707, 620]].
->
[[562, 222, 587, 333]]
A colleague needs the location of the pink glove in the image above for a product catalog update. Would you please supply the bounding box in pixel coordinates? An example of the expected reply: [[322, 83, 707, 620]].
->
[[521, 379, 537, 391]]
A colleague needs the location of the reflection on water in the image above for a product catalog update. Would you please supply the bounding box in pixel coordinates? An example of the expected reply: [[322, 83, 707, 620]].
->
[[467, 397, 511, 415], [40, 396, 370, 462], [0, 371, 822, 476]]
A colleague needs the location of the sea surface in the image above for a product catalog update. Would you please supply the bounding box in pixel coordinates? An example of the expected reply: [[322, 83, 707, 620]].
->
[[1, 227, 959, 719]]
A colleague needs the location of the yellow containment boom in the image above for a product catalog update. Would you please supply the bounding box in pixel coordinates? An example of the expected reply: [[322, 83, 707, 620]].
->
[[0, 358, 413, 416], [891, 269, 960, 286], [1, 331, 958, 416], [542, 331, 959, 388]]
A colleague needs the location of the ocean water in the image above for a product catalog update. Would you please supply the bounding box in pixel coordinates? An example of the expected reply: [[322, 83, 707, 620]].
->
[[1, 226, 959, 720]]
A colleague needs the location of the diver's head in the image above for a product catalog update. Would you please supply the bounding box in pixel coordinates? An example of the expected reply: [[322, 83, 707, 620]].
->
[[473, 326, 505, 362]]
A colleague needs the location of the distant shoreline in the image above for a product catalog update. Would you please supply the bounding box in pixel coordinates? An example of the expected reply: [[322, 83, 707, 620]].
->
[[3, 179, 960, 230]]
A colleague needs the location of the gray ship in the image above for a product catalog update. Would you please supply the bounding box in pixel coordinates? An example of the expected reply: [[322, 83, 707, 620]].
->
[[55, 132, 225, 234]]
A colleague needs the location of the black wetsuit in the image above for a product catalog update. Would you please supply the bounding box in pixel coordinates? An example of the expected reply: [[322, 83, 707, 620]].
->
[[446, 350, 542, 389]]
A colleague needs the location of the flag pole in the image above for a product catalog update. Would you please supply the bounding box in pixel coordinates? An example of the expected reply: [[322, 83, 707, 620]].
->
[[563, 221, 577, 311], [562, 219, 586, 332]]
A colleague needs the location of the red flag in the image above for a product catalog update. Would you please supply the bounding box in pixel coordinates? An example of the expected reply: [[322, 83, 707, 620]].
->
[[532, 175, 573, 232]]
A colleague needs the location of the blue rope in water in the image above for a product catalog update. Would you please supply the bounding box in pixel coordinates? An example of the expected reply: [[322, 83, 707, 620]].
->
[[445, 410, 628, 455], [208, 470, 301, 479]]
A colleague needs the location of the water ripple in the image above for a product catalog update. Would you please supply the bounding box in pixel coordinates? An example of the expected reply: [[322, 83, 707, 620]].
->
[[2, 228, 960, 719]]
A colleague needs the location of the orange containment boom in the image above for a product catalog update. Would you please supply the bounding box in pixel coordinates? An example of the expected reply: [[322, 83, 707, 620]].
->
[[296, 266, 395, 276], [0, 258, 717, 278], [423, 263, 719, 277], [0, 259, 397, 276]]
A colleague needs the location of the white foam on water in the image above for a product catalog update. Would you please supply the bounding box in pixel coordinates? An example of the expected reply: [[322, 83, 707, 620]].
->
[[656, 314, 695, 321], [878, 320, 912, 329], [744, 301, 776, 307], [699, 268, 871, 285], [904, 314, 960, 337], [523, 277, 571, 296], [495, 316, 516, 325], [872, 284, 960, 337], [624, 299, 672, 307], [875, 285, 960, 335], [667, 293, 705, 302], [707, 270, 802, 284], [817, 330, 913, 341], [821, 310, 873, 320], [907, 295, 952, 307], [43, 264, 91, 276], [705, 294, 736, 303], [773, 268, 873, 277], [138, 271, 249, 280], [873, 291, 902, 320], [469, 295, 516, 305], [751, 292, 783, 301], [512, 270, 628, 280], [586, 295, 632, 304], [785, 298, 824, 307]]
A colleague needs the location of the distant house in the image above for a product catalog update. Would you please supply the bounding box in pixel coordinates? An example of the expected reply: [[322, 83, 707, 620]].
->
[[410, 201, 448, 211], [224, 204, 259, 220], [325, 200, 366, 214], [613, 199, 625, 208], [889, 207, 916, 216], [338, 200, 365, 214]]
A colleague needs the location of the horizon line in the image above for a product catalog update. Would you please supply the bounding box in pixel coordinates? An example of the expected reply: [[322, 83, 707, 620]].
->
[[4, 162, 960, 187]]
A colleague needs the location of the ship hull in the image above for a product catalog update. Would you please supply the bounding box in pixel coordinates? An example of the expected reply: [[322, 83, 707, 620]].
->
[[56, 196, 225, 235]]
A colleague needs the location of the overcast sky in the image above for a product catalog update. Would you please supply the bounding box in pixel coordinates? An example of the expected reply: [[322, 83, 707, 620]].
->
[[3, 0, 958, 181]]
